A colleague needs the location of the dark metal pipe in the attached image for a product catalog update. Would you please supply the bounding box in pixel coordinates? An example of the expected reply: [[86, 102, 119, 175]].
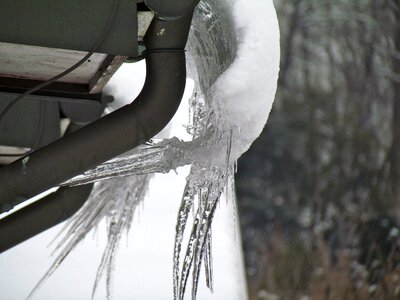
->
[[0, 122, 94, 253], [0, 13, 194, 213], [0, 184, 93, 253], [145, 0, 199, 19]]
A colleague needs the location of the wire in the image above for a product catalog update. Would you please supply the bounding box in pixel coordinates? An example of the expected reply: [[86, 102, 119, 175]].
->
[[143, 48, 186, 56], [0, 0, 120, 157]]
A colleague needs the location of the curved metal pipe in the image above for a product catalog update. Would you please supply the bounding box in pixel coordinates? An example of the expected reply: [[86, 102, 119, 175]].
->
[[0, 184, 93, 253], [0, 123, 93, 253], [0, 13, 194, 213], [145, 0, 199, 19]]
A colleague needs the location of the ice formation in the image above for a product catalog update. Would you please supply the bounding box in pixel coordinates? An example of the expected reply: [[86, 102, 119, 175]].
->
[[29, 0, 280, 299]]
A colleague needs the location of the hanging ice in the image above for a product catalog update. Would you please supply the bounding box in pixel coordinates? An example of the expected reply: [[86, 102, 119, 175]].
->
[[29, 0, 280, 299]]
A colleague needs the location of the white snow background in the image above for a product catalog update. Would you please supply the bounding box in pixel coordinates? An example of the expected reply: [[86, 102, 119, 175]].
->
[[0, 0, 279, 299]]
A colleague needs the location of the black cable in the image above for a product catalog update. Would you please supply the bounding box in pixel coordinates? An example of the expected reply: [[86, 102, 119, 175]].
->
[[126, 48, 186, 62], [143, 48, 186, 56], [0, 0, 120, 157]]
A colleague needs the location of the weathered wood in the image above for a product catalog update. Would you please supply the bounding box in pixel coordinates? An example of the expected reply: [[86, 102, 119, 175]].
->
[[0, 42, 107, 84]]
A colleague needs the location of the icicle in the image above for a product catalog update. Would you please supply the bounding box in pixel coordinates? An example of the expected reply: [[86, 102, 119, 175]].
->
[[175, 139, 233, 300], [29, 175, 149, 300], [192, 173, 227, 299], [204, 229, 214, 292], [190, 182, 210, 300], [33, 0, 251, 299], [63, 139, 194, 186], [173, 180, 196, 300]]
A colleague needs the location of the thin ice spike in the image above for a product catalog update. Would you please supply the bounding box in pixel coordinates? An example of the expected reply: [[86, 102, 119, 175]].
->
[[173, 179, 195, 300]]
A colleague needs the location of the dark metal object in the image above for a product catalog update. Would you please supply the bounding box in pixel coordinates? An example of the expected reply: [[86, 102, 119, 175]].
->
[[145, 0, 199, 19], [0, 122, 96, 253], [0, 95, 60, 149], [0, 184, 93, 253], [0, 0, 138, 56], [0, 13, 194, 213], [59, 97, 106, 125], [0, 0, 134, 102]]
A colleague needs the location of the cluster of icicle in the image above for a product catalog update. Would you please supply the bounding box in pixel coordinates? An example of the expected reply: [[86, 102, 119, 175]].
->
[[29, 1, 238, 300]]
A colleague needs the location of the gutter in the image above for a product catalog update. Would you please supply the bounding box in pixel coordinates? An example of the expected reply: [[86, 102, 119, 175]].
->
[[0, 10, 195, 214]]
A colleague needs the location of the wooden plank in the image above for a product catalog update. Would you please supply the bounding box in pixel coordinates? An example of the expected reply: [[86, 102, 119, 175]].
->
[[89, 55, 127, 94], [0, 42, 107, 84]]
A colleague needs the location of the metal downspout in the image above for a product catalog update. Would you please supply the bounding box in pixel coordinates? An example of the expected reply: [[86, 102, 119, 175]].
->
[[0, 123, 94, 253], [0, 184, 93, 253], [0, 12, 194, 213]]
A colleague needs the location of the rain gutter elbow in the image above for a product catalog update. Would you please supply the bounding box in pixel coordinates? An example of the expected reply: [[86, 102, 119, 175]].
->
[[0, 13, 194, 213]]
